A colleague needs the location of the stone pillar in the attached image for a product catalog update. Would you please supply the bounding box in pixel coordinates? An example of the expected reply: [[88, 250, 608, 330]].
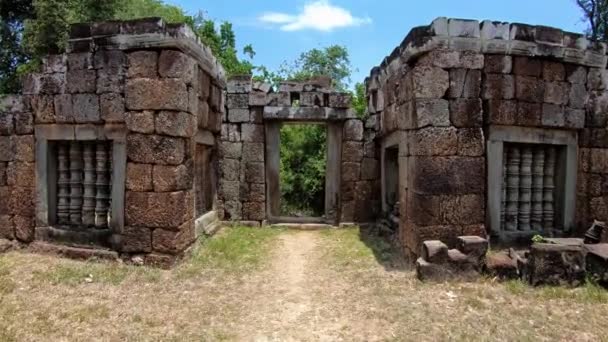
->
[[531, 149, 545, 231], [69, 142, 83, 225], [57, 142, 71, 225], [505, 147, 520, 231], [95, 142, 110, 229]]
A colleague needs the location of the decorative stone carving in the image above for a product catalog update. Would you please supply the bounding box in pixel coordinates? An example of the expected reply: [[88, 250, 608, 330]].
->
[[531, 149, 545, 231], [505, 147, 520, 231], [57, 142, 70, 225], [82, 143, 96, 226], [543, 147, 556, 233], [69, 142, 83, 225], [95, 142, 111, 229], [518, 147, 533, 231]]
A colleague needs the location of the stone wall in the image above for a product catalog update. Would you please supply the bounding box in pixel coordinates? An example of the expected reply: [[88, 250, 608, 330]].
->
[[367, 17, 608, 257], [0, 18, 225, 267], [221, 76, 380, 224]]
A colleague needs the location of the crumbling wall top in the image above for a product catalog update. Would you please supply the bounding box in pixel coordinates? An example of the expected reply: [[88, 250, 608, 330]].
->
[[367, 17, 608, 87], [68, 17, 226, 86]]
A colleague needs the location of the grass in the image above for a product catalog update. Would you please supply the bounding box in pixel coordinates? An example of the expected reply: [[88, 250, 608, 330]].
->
[[320, 228, 397, 268], [505, 278, 608, 304], [178, 225, 283, 278]]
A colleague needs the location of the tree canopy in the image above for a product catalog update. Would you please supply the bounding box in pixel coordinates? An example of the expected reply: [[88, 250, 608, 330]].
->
[[576, 0, 608, 40]]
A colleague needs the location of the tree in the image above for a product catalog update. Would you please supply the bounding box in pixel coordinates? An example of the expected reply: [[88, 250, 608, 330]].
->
[[576, 0, 608, 40], [0, 0, 33, 93]]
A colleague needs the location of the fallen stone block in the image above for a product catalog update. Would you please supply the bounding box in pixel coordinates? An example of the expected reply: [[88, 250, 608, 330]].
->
[[422, 240, 448, 264], [585, 244, 608, 285], [528, 242, 586, 287], [485, 251, 518, 280]]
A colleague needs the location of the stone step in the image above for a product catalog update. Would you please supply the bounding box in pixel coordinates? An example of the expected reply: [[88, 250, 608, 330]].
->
[[28, 241, 118, 261], [35, 226, 112, 249]]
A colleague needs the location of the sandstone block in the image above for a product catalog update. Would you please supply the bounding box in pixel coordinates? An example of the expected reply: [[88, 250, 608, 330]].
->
[[515, 76, 545, 103], [242, 143, 264, 162], [300, 92, 324, 107], [565, 108, 585, 129], [588, 68, 608, 91], [66, 69, 96, 93], [450, 99, 482, 127], [0, 113, 12, 135], [153, 163, 193, 192], [100, 93, 125, 123], [243, 202, 266, 221], [94, 50, 126, 70], [544, 82, 570, 105], [121, 226, 152, 253], [586, 91, 608, 127], [54, 94, 74, 123], [14, 135, 34, 162], [513, 57, 542, 77], [412, 156, 485, 195], [219, 142, 242, 159], [152, 221, 195, 254], [158, 50, 196, 84], [6, 162, 35, 186], [126, 78, 188, 111], [125, 191, 193, 228], [412, 66, 449, 99], [329, 93, 351, 108], [482, 74, 514, 100], [422, 240, 449, 264], [155, 111, 196, 137], [67, 52, 92, 70], [361, 158, 379, 180], [457, 128, 484, 157], [96, 69, 124, 94], [125, 111, 154, 133], [126, 163, 153, 191], [342, 141, 364, 162], [245, 162, 265, 183], [221, 124, 241, 142], [127, 133, 185, 165], [127, 51, 158, 78], [14, 215, 34, 242], [568, 83, 588, 109], [227, 75, 252, 93], [244, 183, 265, 202], [542, 61, 566, 81], [590, 149, 608, 173], [219, 158, 240, 181], [0, 137, 13, 162], [516, 102, 542, 126], [0, 215, 14, 240], [0, 162, 6, 185], [9, 186, 34, 216], [72, 94, 101, 123], [223, 200, 242, 220], [31, 96, 55, 123], [220, 180, 240, 201], [410, 127, 458, 156], [415, 99, 449, 128], [241, 124, 265, 143], [484, 55, 512, 74], [227, 93, 249, 109], [566, 65, 587, 84], [228, 108, 250, 123], [266, 92, 290, 106], [343, 119, 364, 141], [542, 104, 565, 127], [13, 112, 32, 135], [342, 162, 361, 182]]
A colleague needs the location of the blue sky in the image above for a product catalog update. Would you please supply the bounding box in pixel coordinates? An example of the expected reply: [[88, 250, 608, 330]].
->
[[167, 0, 586, 86]]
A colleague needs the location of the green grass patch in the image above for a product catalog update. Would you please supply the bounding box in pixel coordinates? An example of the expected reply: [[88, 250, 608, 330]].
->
[[178, 226, 283, 278], [32, 261, 161, 286], [0, 256, 16, 295], [320, 228, 394, 268], [504, 279, 608, 304]]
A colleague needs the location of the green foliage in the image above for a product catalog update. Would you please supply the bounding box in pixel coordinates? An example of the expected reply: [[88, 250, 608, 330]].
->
[[531, 235, 546, 243], [576, 0, 608, 40], [352, 82, 368, 118], [0, 0, 33, 93], [280, 124, 327, 216]]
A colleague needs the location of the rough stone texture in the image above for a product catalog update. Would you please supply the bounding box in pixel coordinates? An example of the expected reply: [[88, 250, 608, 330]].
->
[[158, 50, 196, 84], [127, 51, 158, 78], [126, 163, 153, 191], [125, 191, 193, 229], [155, 111, 196, 137], [153, 164, 193, 192], [527, 243, 586, 287], [126, 78, 188, 111]]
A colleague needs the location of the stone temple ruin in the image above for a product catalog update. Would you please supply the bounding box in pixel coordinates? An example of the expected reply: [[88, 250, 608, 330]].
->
[[1, 17, 608, 275]]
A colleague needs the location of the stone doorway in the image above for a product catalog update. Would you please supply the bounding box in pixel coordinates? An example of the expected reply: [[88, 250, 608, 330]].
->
[[265, 121, 342, 224]]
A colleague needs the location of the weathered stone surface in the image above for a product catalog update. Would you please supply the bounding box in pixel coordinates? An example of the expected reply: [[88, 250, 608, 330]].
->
[[126, 78, 188, 111], [127, 51, 158, 78], [0, 163, 6, 186], [329, 93, 352, 108], [245, 162, 265, 183], [244, 183, 266, 203], [588, 68, 608, 90], [412, 66, 449, 98], [516, 102, 542, 127], [266, 92, 290, 106], [515, 76, 545, 103], [126, 163, 153, 191], [457, 128, 484, 157], [125, 191, 193, 228], [14, 215, 34, 242], [72, 94, 101, 123], [66, 69, 96, 93], [152, 220, 195, 254], [155, 111, 196, 137], [14, 135, 34, 162], [243, 202, 265, 221], [96, 69, 124, 94], [527, 243, 586, 286], [9, 186, 34, 216], [121, 226, 152, 253], [158, 50, 196, 84], [484, 55, 512, 74], [0, 215, 14, 240], [227, 75, 252, 93], [482, 74, 514, 99], [153, 163, 193, 192], [127, 134, 185, 165], [590, 149, 608, 173], [415, 99, 450, 128], [226, 94, 249, 109], [411, 127, 458, 156], [54, 94, 74, 123], [219, 142, 242, 159], [586, 91, 608, 127], [219, 158, 240, 182], [544, 82, 570, 105], [513, 57, 542, 77], [221, 124, 240, 142], [422, 240, 449, 264], [242, 143, 264, 162], [568, 83, 588, 109], [125, 110, 154, 133], [6, 162, 35, 186], [450, 99, 482, 127], [566, 65, 587, 84], [241, 124, 265, 143], [342, 162, 361, 182], [412, 156, 485, 195], [300, 92, 324, 107], [342, 142, 364, 162], [0, 113, 13, 135], [228, 108, 250, 123], [585, 244, 608, 284], [94, 50, 126, 70], [67, 52, 92, 70], [542, 61, 566, 81], [361, 158, 379, 180], [30, 96, 55, 123], [100, 93, 125, 122], [486, 251, 518, 279], [565, 108, 585, 129], [0, 137, 14, 162], [542, 104, 565, 127], [343, 119, 364, 141]]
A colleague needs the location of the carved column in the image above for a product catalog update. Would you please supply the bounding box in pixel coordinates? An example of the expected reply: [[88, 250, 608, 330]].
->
[[518, 147, 533, 231], [531, 148, 545, 231], [505, 146, 520, 231], [543, 147, 556, 232], [56, 142, 70, 225], [69, 142, 83, 225], [95, 142, 110, 229], [82, 143, 96, 226]]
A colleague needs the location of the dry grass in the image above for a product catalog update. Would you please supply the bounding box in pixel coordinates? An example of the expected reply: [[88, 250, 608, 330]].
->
[[0, 226, 606, 341]]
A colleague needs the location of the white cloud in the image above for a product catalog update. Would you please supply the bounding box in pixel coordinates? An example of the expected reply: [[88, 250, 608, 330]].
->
[[258, 1, 371, 32]]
